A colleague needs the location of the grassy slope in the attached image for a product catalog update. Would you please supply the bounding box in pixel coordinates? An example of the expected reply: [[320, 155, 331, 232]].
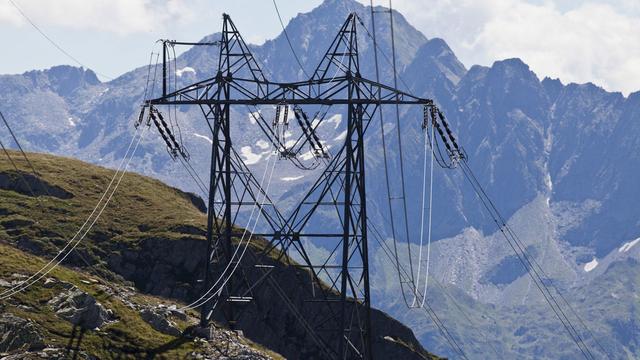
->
[[1, 243, 199, 358], [0, 150, 207, 259], [0, 150, 282, 358]]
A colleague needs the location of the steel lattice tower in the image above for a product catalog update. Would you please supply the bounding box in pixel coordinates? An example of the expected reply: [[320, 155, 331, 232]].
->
[[146, 13, 435, 360]]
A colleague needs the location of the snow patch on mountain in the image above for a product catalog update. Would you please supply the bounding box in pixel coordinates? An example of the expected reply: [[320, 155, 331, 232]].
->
[[193, 133, 213, 144], [281, 175, 304, 181], [176, 67, 196, 77], [256, 139, 270, 150], [248, 111, 259, 124], [544, 173, 553, 192], [583, 258, 598, 272], [240, 146, 262, 165], [334, 130, 347, 141], [326, 114, 342, 129], [619, 238, 640, 253]]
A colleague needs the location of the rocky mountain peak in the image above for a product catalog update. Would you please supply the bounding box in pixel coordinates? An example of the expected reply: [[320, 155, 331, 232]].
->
[[627, 90, 640, 104], [456, 64, 490, 91], [541, 76, 563, 101], [413, 37, 467, 84], [419, 38, 456, 59], [317, 0, 363, 12], [23, 65, 100, 97], [488, 58, 538, 83]]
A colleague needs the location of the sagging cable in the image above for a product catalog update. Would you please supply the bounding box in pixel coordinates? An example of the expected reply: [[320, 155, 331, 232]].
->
[[411, 110, 435, 308]]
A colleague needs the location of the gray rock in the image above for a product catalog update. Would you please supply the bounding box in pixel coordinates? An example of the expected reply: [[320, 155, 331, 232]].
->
[[185, 325, 274, 359], [167, 305, 188, 321], [0, 313, 45, 353], [48, 288, 113, 329], [140, 307, 181, 336], [0, 347, 91, 359], [42, 278, 74, 290]]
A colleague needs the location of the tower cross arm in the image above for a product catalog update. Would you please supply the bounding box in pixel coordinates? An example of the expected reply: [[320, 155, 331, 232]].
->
[[146, 73, 434, 106]]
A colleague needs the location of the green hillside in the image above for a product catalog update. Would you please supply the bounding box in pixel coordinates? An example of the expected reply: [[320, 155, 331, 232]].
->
[[0, 150, 442, 359], [0, 151, 281, 358]]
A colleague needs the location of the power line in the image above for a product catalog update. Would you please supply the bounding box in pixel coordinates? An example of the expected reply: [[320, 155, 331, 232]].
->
[[182, 152, 276, 311], [357, 5, 474, 356], [144, 13, 432, 357], [1, 111, 43, 186], [387, 1, 417, 295], [7, 0, 114, 81], [357, 5, 605, 357], [0, 110, 117, 284], [413, 116, 435, 308], [368, 221, 469, 359], [0, 37, 161, 292], [271, 0, 311, 80], [193, 155, 277, 311], [367, 0, 418, 309], [372, 218, 502, 357], [458, 161, 604, 359], [455, 155, 590, 356], [0, 126, 147, 300]]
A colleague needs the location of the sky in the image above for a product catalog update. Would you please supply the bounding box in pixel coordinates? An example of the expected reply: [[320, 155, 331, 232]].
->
[[0, 0, 638, 95]]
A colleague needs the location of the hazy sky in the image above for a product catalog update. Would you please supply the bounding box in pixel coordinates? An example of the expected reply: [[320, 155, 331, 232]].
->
[[1, 0, 638, 95]]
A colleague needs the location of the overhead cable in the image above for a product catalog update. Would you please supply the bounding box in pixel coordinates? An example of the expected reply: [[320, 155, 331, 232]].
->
[[0, 126, 148, 300], [7, 0, 114, 80]]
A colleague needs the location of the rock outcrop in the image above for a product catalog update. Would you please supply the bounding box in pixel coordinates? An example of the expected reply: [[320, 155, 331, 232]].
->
[[0, 313, 45, 353], [48, 287, 114, 329], [185, 325, 274, 360], [140, 306, 182, 336], [107, 235, 438, 359]]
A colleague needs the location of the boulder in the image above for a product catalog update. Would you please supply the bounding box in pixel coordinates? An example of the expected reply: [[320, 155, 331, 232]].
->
[[0, 313, 45, 353], [48, 287, 113, 329], [140, 306, 181, 336]]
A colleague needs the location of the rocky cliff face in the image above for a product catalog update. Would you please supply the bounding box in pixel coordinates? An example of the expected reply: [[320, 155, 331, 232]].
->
[[107, 234, 438, 359]]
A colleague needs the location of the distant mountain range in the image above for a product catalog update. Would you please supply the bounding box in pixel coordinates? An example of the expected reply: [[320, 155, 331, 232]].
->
[[1, 0, 639, 358]]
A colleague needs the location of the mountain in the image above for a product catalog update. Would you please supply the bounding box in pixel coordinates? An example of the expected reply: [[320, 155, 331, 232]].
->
[[0, 151, 440, 359], [1, 0, 640, 357]]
